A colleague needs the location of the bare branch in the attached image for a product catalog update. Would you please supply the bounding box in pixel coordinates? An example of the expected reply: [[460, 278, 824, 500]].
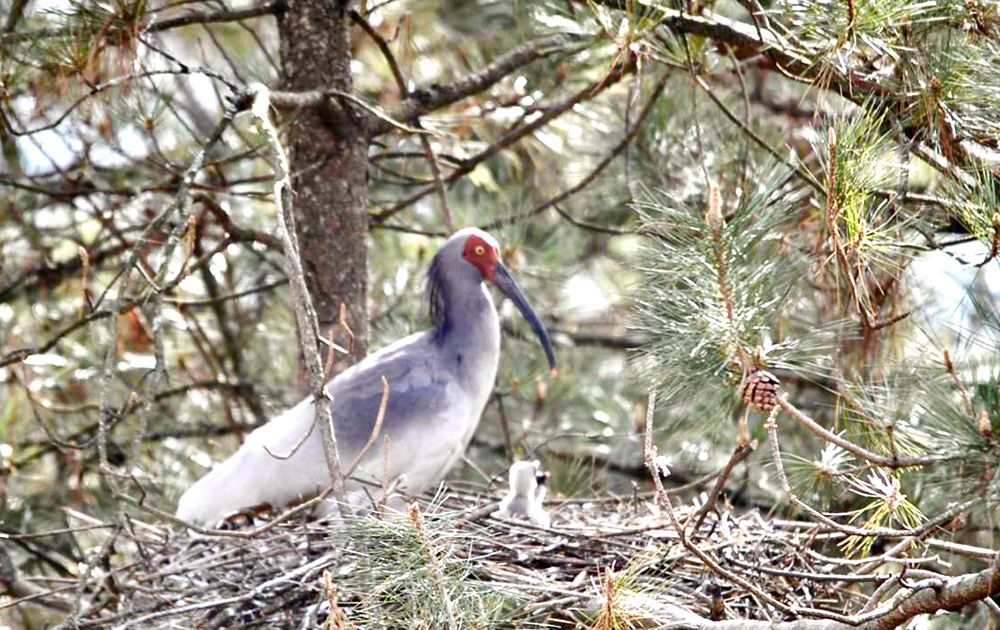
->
[[484, 71, 671, 230], [777, 395, 947, 469], [247, 84, 346, 510], [0, 1, 283, 46], [0, 544, 74, 613], [344, 376, 390, 480], [2, 70, 235, 137], [349, 9, 456, 233], [371, 33, 593, 135], [375, 59, 636, 223]]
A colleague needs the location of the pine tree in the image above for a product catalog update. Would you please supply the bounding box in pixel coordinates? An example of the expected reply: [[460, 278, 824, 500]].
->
[[2, 0, 1000, 626]]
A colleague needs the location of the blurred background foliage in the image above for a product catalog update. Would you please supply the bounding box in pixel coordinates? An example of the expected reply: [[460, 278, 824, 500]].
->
[[3, 0, 1000, 625]]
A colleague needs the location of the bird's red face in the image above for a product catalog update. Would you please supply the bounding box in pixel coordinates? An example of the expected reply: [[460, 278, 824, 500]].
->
[[462, 234, 500, 281]]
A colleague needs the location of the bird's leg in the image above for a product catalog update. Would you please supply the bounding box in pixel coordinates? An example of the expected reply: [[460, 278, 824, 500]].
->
[[221, 502, 275, 528]]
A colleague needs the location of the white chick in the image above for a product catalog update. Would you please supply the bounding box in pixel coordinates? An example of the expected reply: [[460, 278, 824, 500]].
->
[[493, 460, 550, 527]]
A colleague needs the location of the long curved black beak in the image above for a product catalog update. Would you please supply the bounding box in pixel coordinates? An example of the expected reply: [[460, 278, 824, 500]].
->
[[492, 263, 557, 372]]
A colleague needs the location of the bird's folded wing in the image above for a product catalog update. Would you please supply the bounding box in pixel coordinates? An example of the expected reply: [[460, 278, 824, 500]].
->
[[176, 332, 458, 525]]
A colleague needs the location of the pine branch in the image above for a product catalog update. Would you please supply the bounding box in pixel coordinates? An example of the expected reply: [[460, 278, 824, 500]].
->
[[0, 1, 284, 46], [372, 33, 593, 135]]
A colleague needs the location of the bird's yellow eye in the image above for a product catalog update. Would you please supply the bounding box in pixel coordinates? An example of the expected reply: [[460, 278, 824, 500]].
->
[[475, 245, 485, 256]]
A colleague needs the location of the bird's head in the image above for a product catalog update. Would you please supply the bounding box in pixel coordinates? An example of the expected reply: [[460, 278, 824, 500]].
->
[[460, 230, 501, 281], [430, 228, 557, 373], [508, 460, 542, 496]]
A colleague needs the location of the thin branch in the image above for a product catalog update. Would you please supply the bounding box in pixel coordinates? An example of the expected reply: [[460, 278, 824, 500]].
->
[[261, 420, 316, 461], [348, 9, 408, 96], [490, 71, 671, 230], [551, 204, 634, 235], [417, 133, 455, 235], [0, 544, 74, 613], [344, 376, 390, 480], [160, 278, 288, 307], [97, 99, 237, 485], [246, 84, 346, 510], [0, 1, 283, 46], [264, 87, 426, 134], [194, 193, 285, 252], [766, 405, 921, 539], [350, 9, 457, 234], [1, 0, 29, 33], [694, 75, 824, 193], [642, 390, 818, 620], [777, 395, 946, 469], [0, 244, 130, 305], [693, 440, 755, 530], [372, 32, 593, 135], [2, 70, 235, 136], [376, 60, 639, 224], [0, 305, 126, 369], [680, 34, 710, 189]]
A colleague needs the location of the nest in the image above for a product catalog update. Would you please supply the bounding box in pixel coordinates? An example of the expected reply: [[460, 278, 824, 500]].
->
[[39, 486, 891, 630]]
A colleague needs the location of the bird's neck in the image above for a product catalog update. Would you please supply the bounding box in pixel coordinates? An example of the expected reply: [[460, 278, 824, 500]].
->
[[428, 275, 501, 422], [433, 282, 500, 352]]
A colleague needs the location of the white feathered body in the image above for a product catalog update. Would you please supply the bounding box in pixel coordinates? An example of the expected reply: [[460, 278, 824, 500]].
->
[[495, 460, 550, 527], [176, 282, 500, 526]]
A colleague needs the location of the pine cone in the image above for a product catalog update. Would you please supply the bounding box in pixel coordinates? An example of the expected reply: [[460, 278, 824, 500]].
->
[[741, 370, 780, 412]]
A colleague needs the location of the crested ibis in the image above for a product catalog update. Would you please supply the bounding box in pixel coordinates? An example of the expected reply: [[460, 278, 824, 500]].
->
[[494, 460, 550, 527], [176, 227, 557, 526]]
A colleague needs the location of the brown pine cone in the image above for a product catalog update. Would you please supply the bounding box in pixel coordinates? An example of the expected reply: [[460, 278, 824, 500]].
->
[[741, 370, 780, 412]]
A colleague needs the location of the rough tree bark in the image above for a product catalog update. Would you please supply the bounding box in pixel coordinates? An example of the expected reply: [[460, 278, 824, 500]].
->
[[277, 0, 370, 381]]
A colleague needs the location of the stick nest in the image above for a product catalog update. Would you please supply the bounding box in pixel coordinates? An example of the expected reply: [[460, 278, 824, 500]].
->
[[47, 491, 878, 629]]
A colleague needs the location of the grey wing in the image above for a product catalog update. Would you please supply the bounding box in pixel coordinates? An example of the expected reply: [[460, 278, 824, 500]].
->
[[175, 332, 456, 525], [326, 333, 458, 486]]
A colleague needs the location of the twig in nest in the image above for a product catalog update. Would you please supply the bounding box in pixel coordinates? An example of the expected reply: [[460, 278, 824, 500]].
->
[[322, 569, 356, 629], [0, 544, 73, 613], [692, 438, 755, 533]]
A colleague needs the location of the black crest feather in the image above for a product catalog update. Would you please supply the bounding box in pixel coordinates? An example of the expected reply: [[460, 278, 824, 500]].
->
[[427, 252, 449, 340]]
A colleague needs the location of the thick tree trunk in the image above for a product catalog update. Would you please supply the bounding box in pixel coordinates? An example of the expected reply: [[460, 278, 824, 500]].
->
[[277, 0, 370, 381]]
